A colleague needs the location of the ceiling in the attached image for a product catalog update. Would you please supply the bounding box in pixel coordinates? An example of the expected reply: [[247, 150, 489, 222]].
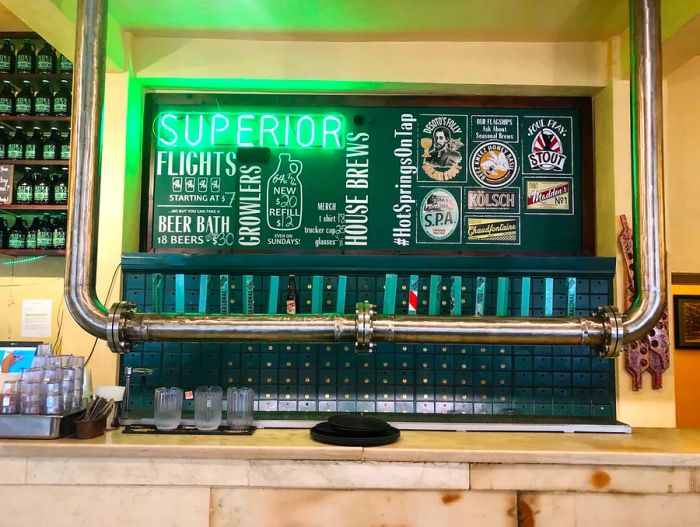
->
[[53, 0, 629, 42]]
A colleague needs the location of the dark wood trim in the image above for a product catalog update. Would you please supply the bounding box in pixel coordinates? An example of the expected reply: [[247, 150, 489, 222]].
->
[[141, 92, 595, 256], [672, 273, 700, 285]]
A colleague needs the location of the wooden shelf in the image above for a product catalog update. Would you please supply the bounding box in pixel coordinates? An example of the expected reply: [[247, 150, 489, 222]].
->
[[0, 249, 65, 256], [0, 115, 71, 122], [0, 160, 68, 166], [1, 73, 72, 82], [0, 204, 67, 211]]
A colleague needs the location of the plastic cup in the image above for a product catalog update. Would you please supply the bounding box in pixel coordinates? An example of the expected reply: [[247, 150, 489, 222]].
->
[[194, 385, 223, 431], [154, 387, 182, 430], [226, 387, 254, 430]]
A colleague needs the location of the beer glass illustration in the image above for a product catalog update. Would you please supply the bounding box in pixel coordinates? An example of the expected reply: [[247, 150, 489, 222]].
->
[[421, 137, 433, 161]]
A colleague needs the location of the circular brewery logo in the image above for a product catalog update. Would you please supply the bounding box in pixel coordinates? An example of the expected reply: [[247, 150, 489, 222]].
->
[[470, 141, 518, 189], [419, 189, 459, 240]]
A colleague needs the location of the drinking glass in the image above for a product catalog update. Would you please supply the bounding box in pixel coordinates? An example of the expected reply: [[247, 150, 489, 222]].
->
[[194, 385, 223, 430], [154, 387, 182, 430], [20, 382, 46, 414], [226, 387, 254, 430]]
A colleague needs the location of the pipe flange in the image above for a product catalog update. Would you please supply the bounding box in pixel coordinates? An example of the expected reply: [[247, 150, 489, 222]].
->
[[107, 301, 136, 354], [595, 305, 623, 359], [355, 301, 376, 353]]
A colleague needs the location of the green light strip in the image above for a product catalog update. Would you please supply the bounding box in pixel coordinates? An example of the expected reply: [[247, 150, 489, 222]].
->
[[0, 255, 47, 265]]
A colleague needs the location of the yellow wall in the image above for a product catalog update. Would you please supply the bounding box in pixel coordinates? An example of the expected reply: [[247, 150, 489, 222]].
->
[[0, 31, 687, 427]]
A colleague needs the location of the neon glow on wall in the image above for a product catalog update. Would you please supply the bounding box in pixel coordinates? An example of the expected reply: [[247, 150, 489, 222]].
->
[[156, 112, 346, 150]]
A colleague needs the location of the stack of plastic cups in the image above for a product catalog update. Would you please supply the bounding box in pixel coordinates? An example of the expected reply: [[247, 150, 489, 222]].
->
[[20, 368, 46, 414], [70, 356, 86, 409], [0, 380, 21, 414]]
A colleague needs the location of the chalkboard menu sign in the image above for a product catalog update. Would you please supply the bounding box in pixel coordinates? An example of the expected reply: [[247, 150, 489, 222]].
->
[[0, 165, 13, 205], [143, 94, 593, 255]]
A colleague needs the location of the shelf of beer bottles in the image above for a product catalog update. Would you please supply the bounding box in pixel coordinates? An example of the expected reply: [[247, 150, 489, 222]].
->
[[0, 249, 65, 257], [0, 160, 68, 166], [0, 115, 71, 122], [0, 204, 68, 211]]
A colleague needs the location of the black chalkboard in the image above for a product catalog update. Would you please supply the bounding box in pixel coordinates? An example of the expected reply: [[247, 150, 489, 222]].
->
[[143, 94, 593, 255]]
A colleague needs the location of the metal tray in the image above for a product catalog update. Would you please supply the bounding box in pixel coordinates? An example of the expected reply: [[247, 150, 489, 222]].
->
[[0, 410, 85, 439]]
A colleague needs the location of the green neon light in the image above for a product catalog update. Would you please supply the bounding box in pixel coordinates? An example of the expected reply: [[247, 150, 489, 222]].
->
[[1, 255, 47, 265], [155, 111, 346, 150]]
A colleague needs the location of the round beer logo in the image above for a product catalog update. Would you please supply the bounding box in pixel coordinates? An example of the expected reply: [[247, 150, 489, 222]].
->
[[420, 189, 459, 240], [470, 142, 518, 188]]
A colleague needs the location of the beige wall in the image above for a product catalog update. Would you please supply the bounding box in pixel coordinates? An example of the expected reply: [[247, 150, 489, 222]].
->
[[0, 33, 686, 426]]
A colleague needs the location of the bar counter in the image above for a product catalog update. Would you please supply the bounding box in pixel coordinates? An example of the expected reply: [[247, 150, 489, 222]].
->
[[1, 428, 699, 526]]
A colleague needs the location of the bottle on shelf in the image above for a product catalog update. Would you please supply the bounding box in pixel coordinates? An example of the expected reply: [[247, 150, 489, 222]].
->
[[15, 39, 36, 74], [33, 167, 52, 205], [8, 217, 28, 249], [42, 127, 61, 160], [7, 126, 26, 160], [0, 127, 8, 160], [0, 218, 9, 249], [52, 167, 68, 205], [58, 53, 73, 74], [35, 80, 53, 117], [53, 79, 71, 116], [24, 126, 44, 160], [14, 80, 33, 116], [36, 213, 53, 249], [59, 130, 70, 160], [0, 80, 15, 116], [52, 214, 66, 250], [26, 216, 40, 250], [0, 38, 15, 74], [36, 41, 57, 74], [286, 274, 299, 314], [14, 167, 34, 204]]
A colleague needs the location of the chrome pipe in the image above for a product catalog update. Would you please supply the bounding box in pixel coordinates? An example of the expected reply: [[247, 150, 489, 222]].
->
[[121, 313, 357, 343], [64, 0, 109, 338], [64, 0, 664, 357], [372, 316, 607, 346], [622, 0, 667, 343]]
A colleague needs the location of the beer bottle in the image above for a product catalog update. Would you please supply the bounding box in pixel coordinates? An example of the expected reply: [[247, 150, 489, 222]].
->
[[34, 80, 53, 116], [0, 218, 9, 249], [52, 168, 68, 205], [14, 167, 33, 204], [0, 128, 8, 160], [14, 81, 33, 116], [52, 214, 66, 250], [0, 80, 15, 116], [0, 38, 15, 74], [36, 41, 56, 74], [33, 168, 52, 205], [42, 127, 60, 160], [58, 53, 73, 74], [286, 274, 298, 314], [59, 130, 70, 160], [36, 213, 54, 249], [15, 39, 35, 74], [8, 218, 27, 249], [53, 79, 71, 116], [26, 216, 41, 250], [25, 127, 44, 160], [7, 126, 26, 160]]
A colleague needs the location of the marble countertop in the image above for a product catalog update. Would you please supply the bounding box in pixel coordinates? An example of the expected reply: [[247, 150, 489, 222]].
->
[[1, 428, 700, 466]]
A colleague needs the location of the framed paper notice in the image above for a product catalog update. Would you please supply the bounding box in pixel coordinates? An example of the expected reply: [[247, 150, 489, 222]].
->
[[674, 295, 700, 349]]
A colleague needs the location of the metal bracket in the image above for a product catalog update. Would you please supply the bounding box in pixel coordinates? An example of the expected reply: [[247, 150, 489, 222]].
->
[[595, 305, 624, 359], [107, 301, 136, 354], [355, 301, 376, 353]]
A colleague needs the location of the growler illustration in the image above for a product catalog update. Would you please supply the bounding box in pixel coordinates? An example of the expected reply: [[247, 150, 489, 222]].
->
[[266, 153, 303, 231]]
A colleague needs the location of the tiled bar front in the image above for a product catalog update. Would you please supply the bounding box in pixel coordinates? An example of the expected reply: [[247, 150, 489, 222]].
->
[[1, 429, 700, 527]]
